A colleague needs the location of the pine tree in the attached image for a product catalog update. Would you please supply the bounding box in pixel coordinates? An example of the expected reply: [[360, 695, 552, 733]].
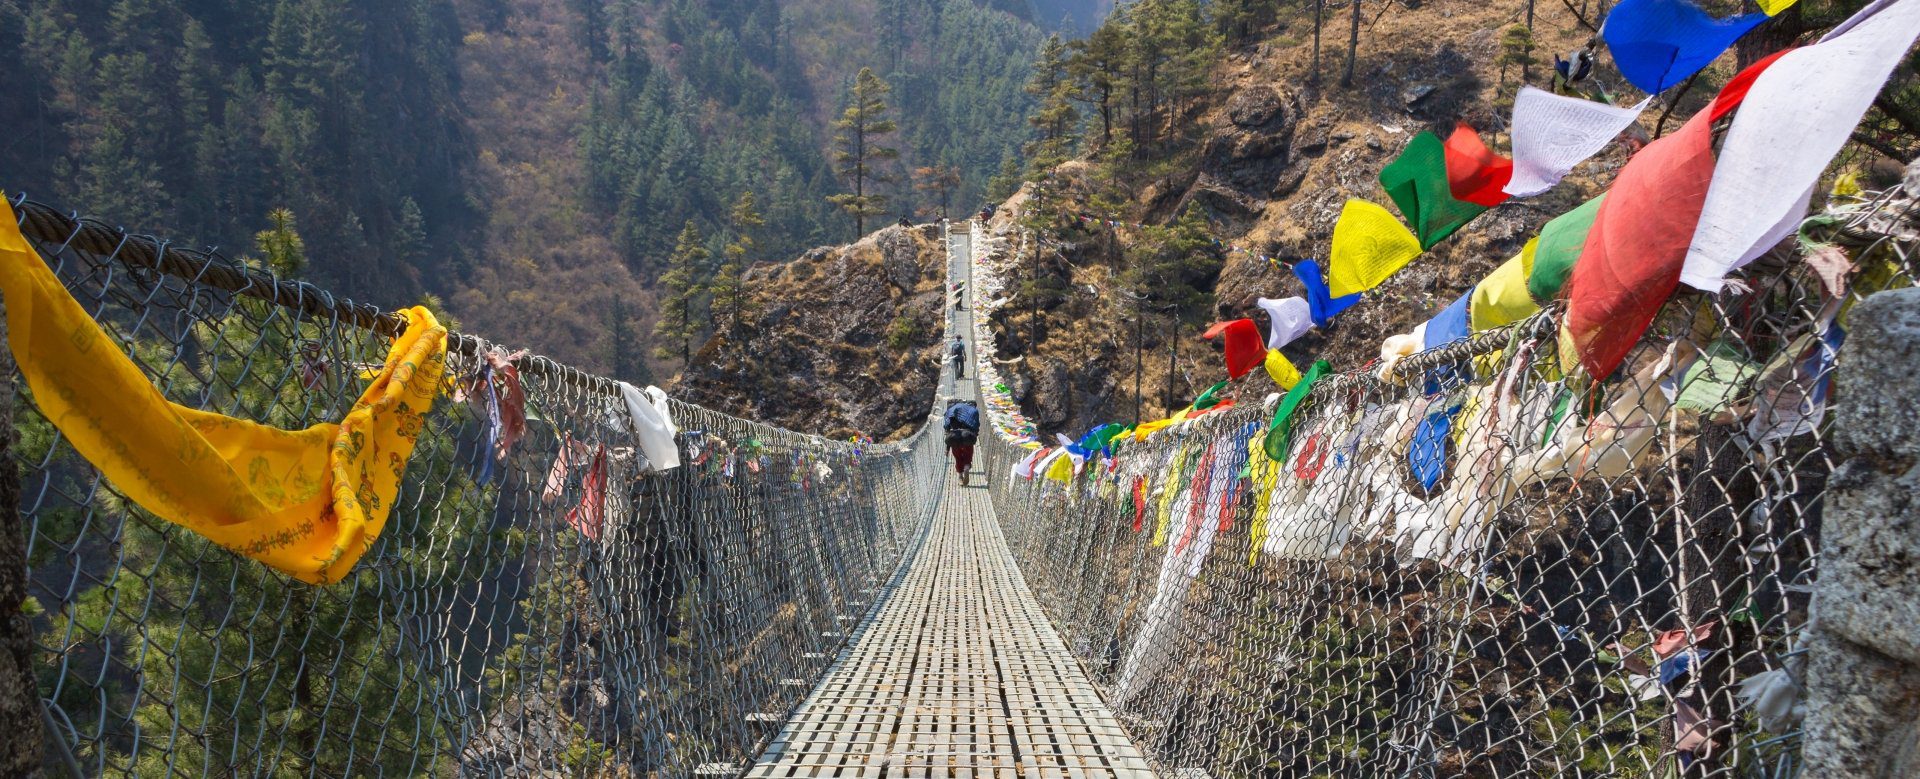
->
[[654, 221, 710, 364], [826, 67, 899, 238], [1024, 34, 1079, 174], [253, 208, 308, 278], [913, 165, 963, 220], [711, 192, 763, 339], [1067, 22, 1126, 150]]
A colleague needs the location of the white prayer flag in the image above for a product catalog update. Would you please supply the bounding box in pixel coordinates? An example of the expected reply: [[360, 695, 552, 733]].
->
[[1681, 0, 1920, 292], [1505, 87, 1653, 197], [1256, 296, 1314, 350]]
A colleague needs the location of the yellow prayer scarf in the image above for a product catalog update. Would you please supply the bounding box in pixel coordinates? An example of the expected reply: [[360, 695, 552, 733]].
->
[[1151, 441, 1190, 546], [0, 199, 448, 584]]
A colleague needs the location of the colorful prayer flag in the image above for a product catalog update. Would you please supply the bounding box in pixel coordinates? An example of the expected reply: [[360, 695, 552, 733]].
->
[[1256, 297, 1313, 350], [1562, 103, 1719, 380], [1263, 360, 1330, 462], [1602, 0, 1767, 94], [1684, 0, 1920, 291], [1443, 123, 1514, 207], [1530, 195, 1605, 302], [1293, 259, 1361, 326], [1471, 239, 1541, 331], [1203, 319, 1267, 379], [1505, 88, 1652, 197], [1328, 199, 1423, 298], [1380, 132, 1490, 249], [0, 199, 449, 585]]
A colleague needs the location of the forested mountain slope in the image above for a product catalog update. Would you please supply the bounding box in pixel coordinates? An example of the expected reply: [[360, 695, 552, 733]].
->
[[0, 0, 1043, 378]]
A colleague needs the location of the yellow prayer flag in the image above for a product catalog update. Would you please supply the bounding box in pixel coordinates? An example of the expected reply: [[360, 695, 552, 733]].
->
[[1469, 238, 1541, 331], [1757, 0, 1797, 15], [0, 199, 448, 585], [1329, 199, 1424, 298], [1264, 349, 1302, 390], [1045, 451, 1075, 482], [1131, 418, 1173, 441]]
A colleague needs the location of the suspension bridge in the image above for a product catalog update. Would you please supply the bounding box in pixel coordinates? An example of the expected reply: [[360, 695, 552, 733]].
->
[[4, 188, 1914, 777]]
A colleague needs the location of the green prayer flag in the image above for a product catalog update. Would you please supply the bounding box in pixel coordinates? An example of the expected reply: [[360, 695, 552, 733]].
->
[[1190, 381, 1229, 411], [1528, 194, 1605, 303], [1676, 339, 1759, 413], [1379, 132, 1488, 250], [1263, 360, 1330, 462]]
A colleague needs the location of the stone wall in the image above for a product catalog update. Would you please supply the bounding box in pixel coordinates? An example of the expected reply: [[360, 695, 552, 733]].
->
[[1805, 287, 1920, 777]]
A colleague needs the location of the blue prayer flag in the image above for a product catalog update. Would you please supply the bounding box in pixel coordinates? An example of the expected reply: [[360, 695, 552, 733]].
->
[[1293, 259, 1361, 327], [1603, 0, 1767, 93]]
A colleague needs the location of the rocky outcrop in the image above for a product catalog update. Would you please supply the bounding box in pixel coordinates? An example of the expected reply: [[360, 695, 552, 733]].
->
[[676, 225, 947, 441]]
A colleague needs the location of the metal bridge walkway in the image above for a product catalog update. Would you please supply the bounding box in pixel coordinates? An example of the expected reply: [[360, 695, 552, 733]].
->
[[743, 472, 1154, 779], [745, 226, 1154, 778]]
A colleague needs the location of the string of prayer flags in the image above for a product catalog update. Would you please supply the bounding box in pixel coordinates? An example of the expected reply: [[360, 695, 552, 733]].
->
[[1684, 0, 1920, 292], [1328, 199, 1423, 298], [1379, 131, 1490, 249], [1505, 88, 1653, 197], [1471, 239, 1541, 331], [0, 198, 449, 585], [1293, 259, 1361, 326], [1256, 297, 1314, 350], [1562, 101, 1721, 380], [1443, 123, 1514, 207], [1601, 0, 1766, 94], [1263, 359, 1330, 463], [1265, 349, 1303, 390], [1202, 319, 1266, 379], [1530, 194, 1605, 302], [1422, 294, 1472, 351]]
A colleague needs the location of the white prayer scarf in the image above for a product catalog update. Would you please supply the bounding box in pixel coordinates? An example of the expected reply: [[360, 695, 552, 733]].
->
[[1257, 296, 1314, 350], [618, 382, 681, 471], [1681, 0, 1920, 291], [1505, 87, 1654, 197]]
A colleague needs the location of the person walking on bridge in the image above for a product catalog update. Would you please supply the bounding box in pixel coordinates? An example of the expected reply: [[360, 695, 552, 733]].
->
[[944, 400, 980, 486], [947, 335, 966, 380]]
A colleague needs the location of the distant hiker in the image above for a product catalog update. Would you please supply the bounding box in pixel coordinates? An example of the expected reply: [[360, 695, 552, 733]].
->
[[898, 216, 912, 228], [947, 336, 967, 379], [944, 400, 980, 486], [979, 204, 995, 221], [952, 280, 966, 310]]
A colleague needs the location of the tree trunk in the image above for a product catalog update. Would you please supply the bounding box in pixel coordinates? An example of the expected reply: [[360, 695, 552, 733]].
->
[[1342, 0, 1361, 88], [0, 295, 47, 777], [1311, 0, 1324, 86]]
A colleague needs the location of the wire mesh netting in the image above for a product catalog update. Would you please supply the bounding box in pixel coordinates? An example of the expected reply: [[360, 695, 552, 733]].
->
[[973, 190, 1917, 778], [8, 197, 948, 777]]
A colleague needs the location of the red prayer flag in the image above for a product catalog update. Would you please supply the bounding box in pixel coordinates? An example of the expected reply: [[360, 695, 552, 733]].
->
[[1562, 105, 1719, 380], [1174, 442, 1217, 554], [565, 445, 608, 540], [1204, 319, 1266, 379], [1707, 48, 1792, 124], [1443, 123, 1514, 207]]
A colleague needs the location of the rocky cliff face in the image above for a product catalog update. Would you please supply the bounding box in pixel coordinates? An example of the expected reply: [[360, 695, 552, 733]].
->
[[673, 224, 949, 441]]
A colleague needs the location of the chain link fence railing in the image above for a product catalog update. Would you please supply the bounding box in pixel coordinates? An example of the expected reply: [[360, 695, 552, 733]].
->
[[973, 187, 1918, 778], [7, 196, 948, 777]]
